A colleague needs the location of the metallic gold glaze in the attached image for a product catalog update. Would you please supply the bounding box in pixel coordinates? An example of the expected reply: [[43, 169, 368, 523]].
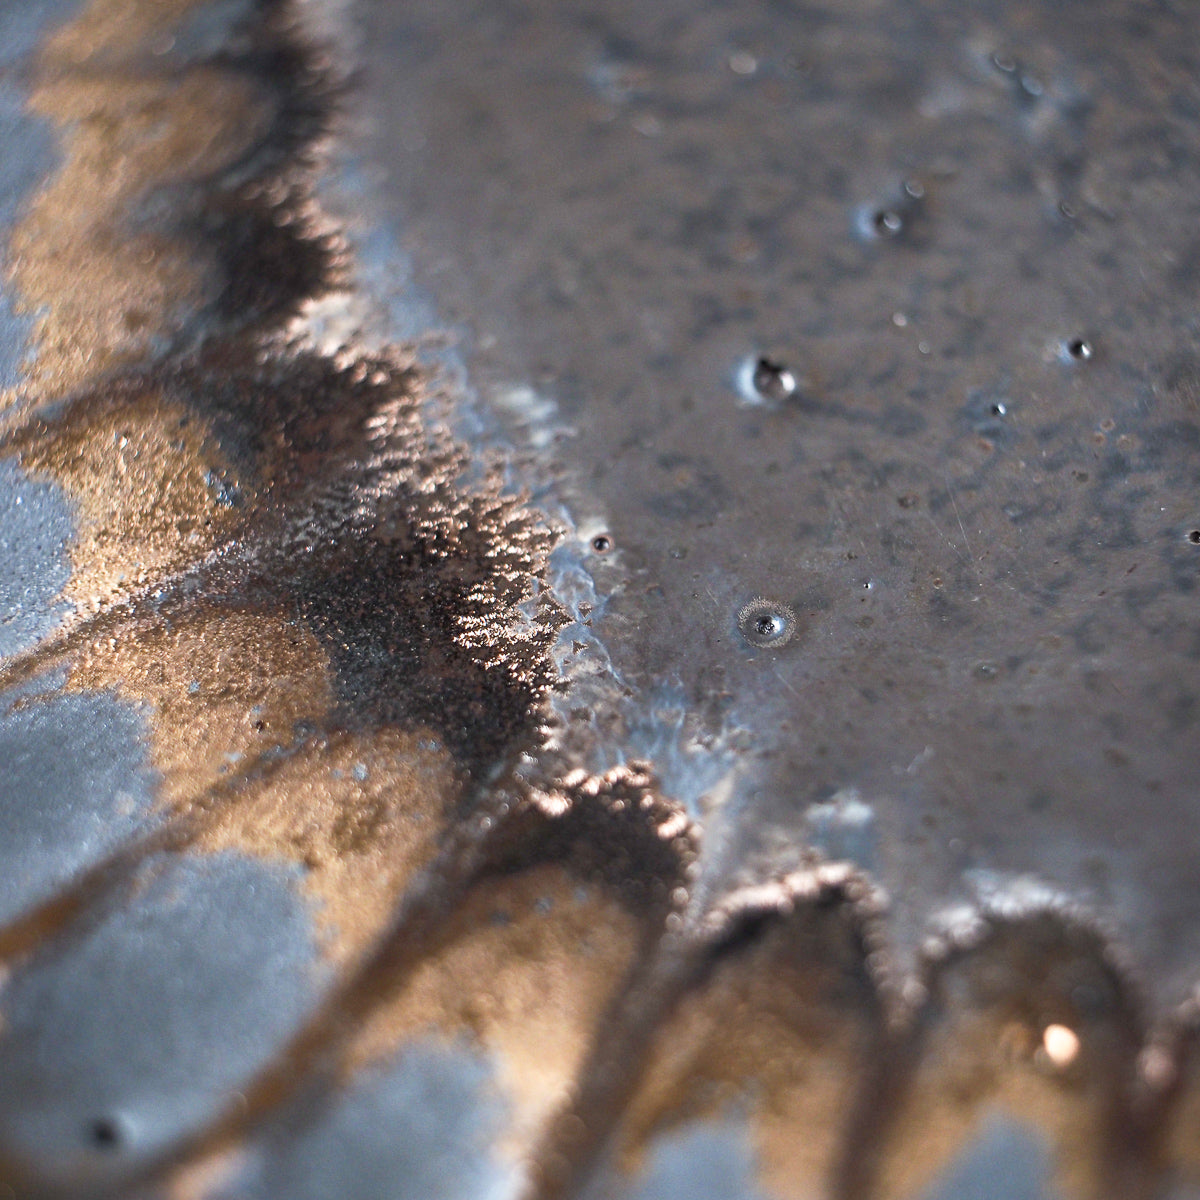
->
[[198, 728, 458, 963], [16, 390, 246, 610], [35, 0, 213, 60], [1151, 1020, 1198, 1195], [615, 879, 884, 1200], [163, 1149, 248, 1200], [350, 864, 641, 1148], [0, 0, 606, 1191], [870, 920, 1141, 1200], [6, 0, 271, 405], [60, 587, 463, 962], [0, 1, 1179, 1197], [64, 604, 332, 808]]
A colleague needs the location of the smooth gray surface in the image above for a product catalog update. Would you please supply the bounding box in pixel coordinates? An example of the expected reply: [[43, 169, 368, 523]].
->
[[920, 1116, 1057, 1200], [0, 457, 74, 656], [611, 1121, 766, 1200], [0, 852, 322, 1190], [232, 1042, 515, 1200], [0, 688, 154, 923], [349, 0, 1200, 1003], [1162, 1184, 1200, 1200], [0, 0, 79, 388]]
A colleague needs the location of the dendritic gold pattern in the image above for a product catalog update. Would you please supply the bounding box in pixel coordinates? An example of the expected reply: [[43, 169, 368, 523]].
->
[[0, 3, 1196, 1200]]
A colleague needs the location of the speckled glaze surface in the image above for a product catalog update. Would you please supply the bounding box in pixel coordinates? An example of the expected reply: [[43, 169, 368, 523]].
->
[[0, 1, 1197, 1198]]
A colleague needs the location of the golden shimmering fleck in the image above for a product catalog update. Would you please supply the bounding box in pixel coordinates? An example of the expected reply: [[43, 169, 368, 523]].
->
[[351, 865, 640, 1146], [2, 0, 271, 408], [1043, 1023, 1082, 1070], [65, 605, 333, 808], [198, 728, 458, 963], [15, 390, 246, 609]]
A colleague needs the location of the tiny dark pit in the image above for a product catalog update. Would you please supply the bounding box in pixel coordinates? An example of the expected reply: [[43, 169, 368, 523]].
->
[[873, 209, 903, 237], [751, 357, 797, 403], [87, 1117, 122, 1151]]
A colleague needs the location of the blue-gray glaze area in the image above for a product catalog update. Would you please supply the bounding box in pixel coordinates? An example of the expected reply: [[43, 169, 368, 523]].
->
[[607, 1121, 767, 1200], [0, 851, 323, 1192], [919, 1116, 1058, 1200], [0, 689, 155, 925], [804, 787, 878, 873], [0, 285, 37, 391], [0, 0, 82, 70], [0, 84, 56, 232], [0, 81, 58, 389], [169, 0, 256, 63], [231, 1042, 516, 1200], [0, 456, 74, 656], [0, 1, 81, 387]]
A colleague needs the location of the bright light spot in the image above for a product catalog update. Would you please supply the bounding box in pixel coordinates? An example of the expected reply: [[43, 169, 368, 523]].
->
[[1042, 1024, 1079, 1068]]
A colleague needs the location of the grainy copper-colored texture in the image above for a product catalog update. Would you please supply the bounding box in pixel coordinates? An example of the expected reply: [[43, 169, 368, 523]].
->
[[0, 0, 1196, 1198]]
